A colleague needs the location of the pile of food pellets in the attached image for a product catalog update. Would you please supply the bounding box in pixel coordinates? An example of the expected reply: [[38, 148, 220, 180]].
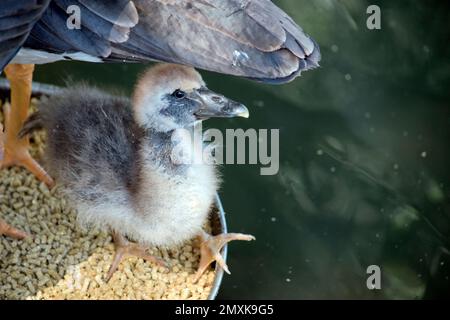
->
[[0, 98, 215, 300]]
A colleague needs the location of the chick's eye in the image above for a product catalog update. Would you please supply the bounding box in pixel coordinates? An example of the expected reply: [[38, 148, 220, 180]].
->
[[172, 89, 186, 99]]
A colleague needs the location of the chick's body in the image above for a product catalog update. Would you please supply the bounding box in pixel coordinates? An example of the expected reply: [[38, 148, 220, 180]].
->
[[38, 86, 216, 247], [22, 64, 254, 281]]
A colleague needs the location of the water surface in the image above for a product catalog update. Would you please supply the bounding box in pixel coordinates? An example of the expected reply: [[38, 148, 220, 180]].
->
[[23, 0, 450, 299]]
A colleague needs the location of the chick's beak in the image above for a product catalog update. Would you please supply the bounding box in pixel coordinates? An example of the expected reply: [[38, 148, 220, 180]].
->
[[193, 87, 249, 120]]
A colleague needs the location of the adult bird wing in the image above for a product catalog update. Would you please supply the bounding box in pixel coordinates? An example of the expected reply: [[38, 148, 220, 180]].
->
[[14, 0, 320, 83], [111, 0, 321, 83], [0, 0, 51, 72]]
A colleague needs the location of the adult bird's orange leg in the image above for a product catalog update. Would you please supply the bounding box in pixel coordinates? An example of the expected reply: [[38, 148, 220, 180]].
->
[[2, 64, 54, 187], [0, 123, 29, 239], [193, 231, 255, 283], [0, 218, 28, 239]]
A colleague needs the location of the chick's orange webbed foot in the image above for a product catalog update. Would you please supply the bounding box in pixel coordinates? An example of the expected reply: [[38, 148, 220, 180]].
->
[[0, 219, 29, 240], [106, 232, 167, 282], [2, 64, 54, 188], [193, 231, 255, 283]]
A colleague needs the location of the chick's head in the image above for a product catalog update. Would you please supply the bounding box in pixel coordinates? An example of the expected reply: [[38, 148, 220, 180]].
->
[[132, 63, 249, 132]]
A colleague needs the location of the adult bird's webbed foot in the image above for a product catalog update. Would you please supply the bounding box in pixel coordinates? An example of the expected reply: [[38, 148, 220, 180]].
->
[[2, 64, 54, 188], [193, 231, 255, 283], [106, 232, 167, 282], [0, 219, 29, 239]]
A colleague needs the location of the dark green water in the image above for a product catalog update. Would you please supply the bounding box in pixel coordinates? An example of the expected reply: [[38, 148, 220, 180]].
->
[[24, 0, 450, 299]]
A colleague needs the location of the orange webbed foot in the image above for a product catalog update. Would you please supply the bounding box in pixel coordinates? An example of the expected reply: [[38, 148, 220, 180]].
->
[[0, 219, 29, 240], [106, 232, 168, 282], [193, 231, 255, 283]]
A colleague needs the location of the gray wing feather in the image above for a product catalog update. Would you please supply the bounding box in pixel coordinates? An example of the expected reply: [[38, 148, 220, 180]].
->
[[25, 0, 137, 58], [78, 0, 139, 27], [0, 0, 50, 72]]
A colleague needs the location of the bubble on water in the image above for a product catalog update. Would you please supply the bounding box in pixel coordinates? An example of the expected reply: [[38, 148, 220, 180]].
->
[[403, 131, 409, 137], [345, 74, 352, 81], [254, 100, 265, 108], [285, 278, 291, 283], [420, 151, 427, 158], [331, 44, 339, 52], [316, 149, 324, 156], [270, 217, 277, 222], [392, 205, 419, 229], [330, 167, 336, 173], [426, 180, 445, 203], [325, 136, 344, 152], [364, 112, 372, 119], [393, 163, 399, 170]]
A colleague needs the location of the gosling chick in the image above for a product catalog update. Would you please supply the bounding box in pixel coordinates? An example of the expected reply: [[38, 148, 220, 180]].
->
[[20, 64, 255, 281]]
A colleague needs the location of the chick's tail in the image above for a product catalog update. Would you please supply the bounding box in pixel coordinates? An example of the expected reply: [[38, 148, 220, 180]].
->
[[18, 112, 43, 139]]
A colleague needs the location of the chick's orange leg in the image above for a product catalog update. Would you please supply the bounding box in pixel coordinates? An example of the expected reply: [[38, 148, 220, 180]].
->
[[193, 231, 255, 283], [106, 232, 167, 282], [2, 64, 54, 188], [0, 218, 28, 239]]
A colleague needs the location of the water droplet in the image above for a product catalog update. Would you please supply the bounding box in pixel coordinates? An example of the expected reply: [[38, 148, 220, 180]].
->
[[421, 151, 427, 158], [270, 217, 277, 222], [364, 112, 372, 119], [232, 50, 249, 67], [345, 74, 352, 81], [330, 167, 336, 173], [316, 149, 324, 156], [393, 163, 399, 170], [331, 44, 339, 53], [286, 278, 291, 282]]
